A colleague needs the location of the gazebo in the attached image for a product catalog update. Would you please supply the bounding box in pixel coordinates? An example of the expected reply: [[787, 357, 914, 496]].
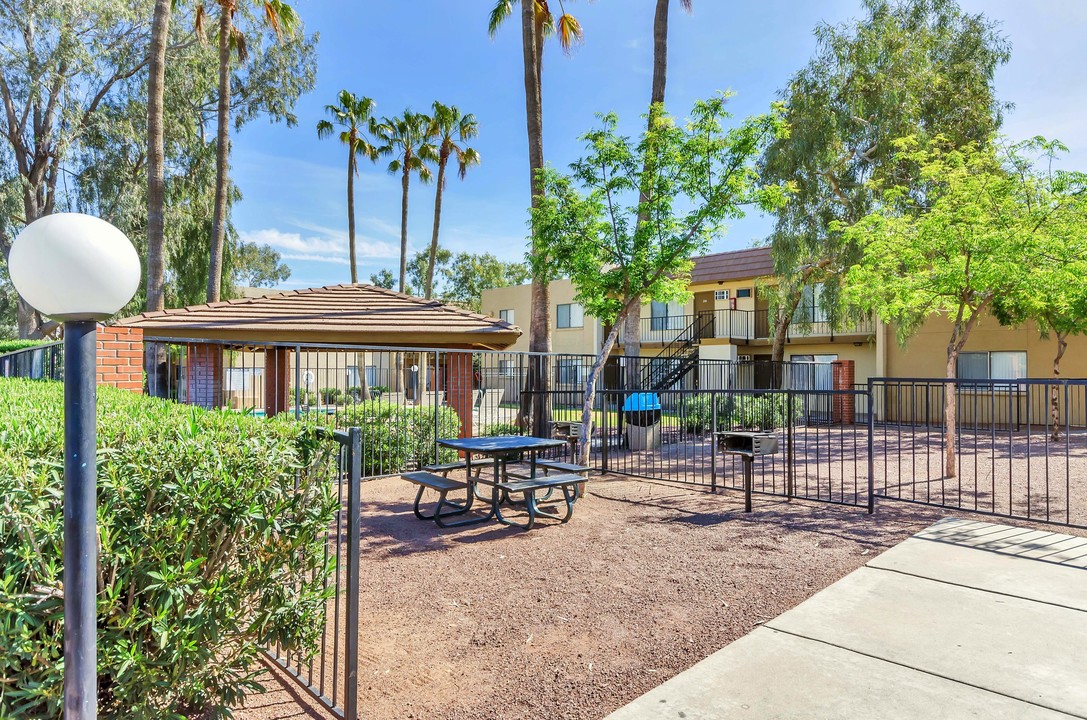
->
[[119, 284, 521, 430]]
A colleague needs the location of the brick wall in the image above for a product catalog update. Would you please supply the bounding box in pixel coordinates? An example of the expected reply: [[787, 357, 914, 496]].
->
[[832, 359, 856, 425], [186, 343, 223, 409], [96, 326, 144, 392]]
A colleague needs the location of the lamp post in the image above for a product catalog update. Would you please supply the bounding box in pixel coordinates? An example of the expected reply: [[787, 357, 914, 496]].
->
[[8, 213, 140, 720]]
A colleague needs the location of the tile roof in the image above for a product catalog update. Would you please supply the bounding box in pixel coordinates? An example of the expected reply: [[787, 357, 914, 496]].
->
[[690, 246, 775, 284], [118, 284, 522, 349]]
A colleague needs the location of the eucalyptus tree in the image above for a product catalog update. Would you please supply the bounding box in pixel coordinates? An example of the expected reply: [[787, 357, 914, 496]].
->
[[622, 0, 693, 385], [536, 97, 788, 464], [760, 0, 1010, 369], [489, 0, 584, 434], [204, 0, 300, 303], [0, 0, 151, 337], [426, 102, 480, 299], [317, 91, 380, 284], [146, 0, 174, 319], [376, 110, 438, 294]]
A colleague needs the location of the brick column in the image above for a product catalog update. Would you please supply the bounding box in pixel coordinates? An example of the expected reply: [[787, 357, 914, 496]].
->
[[186, 343, 223, 409], [264, 347, 291, 416], [95, 326, 144, 392], [832, 359, 856, 425], [445, 351, 474, 439]]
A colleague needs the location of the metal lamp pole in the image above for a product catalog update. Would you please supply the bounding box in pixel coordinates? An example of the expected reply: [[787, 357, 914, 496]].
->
[[8, 213, 141, 720]]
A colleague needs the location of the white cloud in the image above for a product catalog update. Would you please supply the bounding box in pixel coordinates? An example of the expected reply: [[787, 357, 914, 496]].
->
[[240, 227, 399, 260]]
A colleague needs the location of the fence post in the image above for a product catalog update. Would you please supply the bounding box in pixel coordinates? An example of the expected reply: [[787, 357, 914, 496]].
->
[[294, 345, 302, 420], [867, 380, 876, 514], [601, 390, 609, 473], [710, 390, 718, 492], [344, 427, 362, 720], [786, 389, 794, 499]]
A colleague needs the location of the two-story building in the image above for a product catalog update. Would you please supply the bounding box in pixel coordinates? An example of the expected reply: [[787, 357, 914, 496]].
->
[[481, 246, 1087, 390]]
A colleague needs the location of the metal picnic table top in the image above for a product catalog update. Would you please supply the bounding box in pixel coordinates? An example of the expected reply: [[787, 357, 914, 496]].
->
[[436, 435, 566, 455]]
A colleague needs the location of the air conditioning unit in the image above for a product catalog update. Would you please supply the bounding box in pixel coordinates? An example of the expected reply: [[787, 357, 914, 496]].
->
[[737, 354, 753, 362]]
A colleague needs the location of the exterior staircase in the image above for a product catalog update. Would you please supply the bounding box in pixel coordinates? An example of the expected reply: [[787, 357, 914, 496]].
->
[[640, 314, 712, 391]]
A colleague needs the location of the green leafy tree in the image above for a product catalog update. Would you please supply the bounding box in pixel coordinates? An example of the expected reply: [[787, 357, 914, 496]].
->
[[991, 139, 1087, 439], [622, 0, 692, 386], [842, 137, 1058, 477], [316, 90, 380, 284], [204, 0, 300, 303], [760, 0, 1010, 368], [441, 250, 529, 312], [426, 102, 480, 299], [369, 268, 395, 290], [489, 0, 585, 436], [232, 240, 291, 288], [536, 98, 788, 464], [375, 110, 438, 293]]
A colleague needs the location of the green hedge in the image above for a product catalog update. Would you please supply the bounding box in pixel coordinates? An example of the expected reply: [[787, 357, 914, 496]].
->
[[317, 401, 461, 476], [0, 380, 337, 718], [682, 393, 804, 433], [0, 339, 49, 355]]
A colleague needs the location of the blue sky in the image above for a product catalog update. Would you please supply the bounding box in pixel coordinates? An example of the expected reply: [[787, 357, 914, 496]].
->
[[230, 0, 1087, 291]]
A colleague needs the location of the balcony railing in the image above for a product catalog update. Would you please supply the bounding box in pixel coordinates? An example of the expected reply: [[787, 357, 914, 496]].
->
[[625, 310, 875, 344]]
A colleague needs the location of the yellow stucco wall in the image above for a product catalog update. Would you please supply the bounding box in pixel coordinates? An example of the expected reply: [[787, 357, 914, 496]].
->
[[481, 279, 601, 356]]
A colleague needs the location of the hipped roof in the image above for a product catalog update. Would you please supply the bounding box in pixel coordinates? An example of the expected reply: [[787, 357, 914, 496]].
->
[[118, 284, 522, 349]]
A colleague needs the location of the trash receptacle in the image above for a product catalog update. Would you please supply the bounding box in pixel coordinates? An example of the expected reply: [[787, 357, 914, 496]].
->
[[624, 392, 662, 450]]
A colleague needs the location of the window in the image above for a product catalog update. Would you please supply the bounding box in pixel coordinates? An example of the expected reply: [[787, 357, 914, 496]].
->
[[793, 283, 829, 323], [555, 358, 584, 385], [958, 351, 1027, 380], [498, 359, 515, 377], [498, 309, 515, 324], [714, 289, 730, 300], [737, 288, 752, 299], [650, 300, 685, 330], [556, 303, 584, 329]]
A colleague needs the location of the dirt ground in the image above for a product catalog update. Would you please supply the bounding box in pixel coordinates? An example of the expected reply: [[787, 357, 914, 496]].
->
[[235, 473, 1086, 720]]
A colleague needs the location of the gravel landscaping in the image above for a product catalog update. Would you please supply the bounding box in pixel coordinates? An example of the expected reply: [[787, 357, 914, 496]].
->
[[236, 472, 1087, 720]]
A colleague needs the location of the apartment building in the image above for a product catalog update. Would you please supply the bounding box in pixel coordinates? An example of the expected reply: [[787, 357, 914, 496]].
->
[[481, 246, 1087, 388]]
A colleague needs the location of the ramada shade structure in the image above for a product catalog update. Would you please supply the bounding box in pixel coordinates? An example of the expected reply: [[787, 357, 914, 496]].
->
[[119, 283, 521, 350]]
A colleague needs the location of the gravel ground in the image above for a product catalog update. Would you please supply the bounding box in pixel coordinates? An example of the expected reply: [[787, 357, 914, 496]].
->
[[235, 472, 1085, 720]]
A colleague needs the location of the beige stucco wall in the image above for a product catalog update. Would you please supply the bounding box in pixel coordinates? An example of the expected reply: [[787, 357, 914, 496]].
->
[[481, 279, 601, 356]]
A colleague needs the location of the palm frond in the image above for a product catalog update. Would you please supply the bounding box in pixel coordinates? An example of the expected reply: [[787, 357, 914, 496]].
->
[[488, 0, 514, 37], [457, 147, 482, 179], [387, 159, 402, 175], [195, 3, 207, 39], [230, 26, 248, 63], [680, 0, 693, 12], [315, 119, 334, 139], [556, 13, 583, 54]]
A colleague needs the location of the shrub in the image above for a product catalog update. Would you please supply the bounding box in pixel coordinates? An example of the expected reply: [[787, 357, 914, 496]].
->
[[0, 380, 337, 718], [682, 393, 805, 433], [0, 339, 48, 355], [482, 421, 521, 436], [318, 386, 343, 405], [321, 401, 461, 476]]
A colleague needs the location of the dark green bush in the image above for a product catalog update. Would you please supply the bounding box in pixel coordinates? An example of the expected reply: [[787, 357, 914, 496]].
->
[[318, 387, 343, 405], [0, 380, 337, 718], [682, 393, 804, 433], [482, 421, 521, 436], [321, 401, 461, 476], [0, 339, 48, 355]]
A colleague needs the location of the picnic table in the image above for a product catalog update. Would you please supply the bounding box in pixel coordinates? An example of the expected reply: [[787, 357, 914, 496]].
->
[[404, 435, 583, 530]]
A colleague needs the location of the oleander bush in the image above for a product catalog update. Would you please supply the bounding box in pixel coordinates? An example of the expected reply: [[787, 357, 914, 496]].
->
[[322, 401, 461, 475], [318, 387, 343, 405], [0, 380, 338, 718], [682, 393, 804, 433], [482, 421, 521, 436], [0, 339, 48, 355]]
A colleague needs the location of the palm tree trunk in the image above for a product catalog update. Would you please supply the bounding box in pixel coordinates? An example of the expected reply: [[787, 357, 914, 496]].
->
[[145, 0, 171, 395], [426, 158, 448, 299], [624, 0, 674, 387], [347, 146, 358, 283], [522, 0, 551, 436], [207, 5, 233, 303], [399, 168, 410, 294]]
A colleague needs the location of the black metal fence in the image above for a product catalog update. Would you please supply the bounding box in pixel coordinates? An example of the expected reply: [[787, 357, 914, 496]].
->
[[265, 426, 362, 720], [0, 341, 63, 380]]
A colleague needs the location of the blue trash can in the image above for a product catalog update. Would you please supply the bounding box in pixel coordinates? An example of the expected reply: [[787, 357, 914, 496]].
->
[[623, 392, 662, 450]]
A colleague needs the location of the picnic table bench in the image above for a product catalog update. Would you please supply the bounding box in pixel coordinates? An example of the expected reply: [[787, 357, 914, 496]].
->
[[402, 471, 473, 525]]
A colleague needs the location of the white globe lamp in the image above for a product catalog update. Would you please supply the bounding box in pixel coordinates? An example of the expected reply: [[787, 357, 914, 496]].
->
[[8, 213, 140, 720]]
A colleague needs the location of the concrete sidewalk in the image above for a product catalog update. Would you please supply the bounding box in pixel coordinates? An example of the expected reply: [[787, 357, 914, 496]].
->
[[607, 518, 1087, 719]]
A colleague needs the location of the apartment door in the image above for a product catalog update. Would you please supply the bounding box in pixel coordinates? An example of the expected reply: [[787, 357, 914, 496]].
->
[[791, 354, 837, 422]]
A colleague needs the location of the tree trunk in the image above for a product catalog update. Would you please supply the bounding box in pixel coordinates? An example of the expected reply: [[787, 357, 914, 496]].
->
[[624, 0, 673, 383], [579, 318, 624, 467], [1051, 331, 1068, 442], [347, 143, 358, 283], [207, 5, 233, 303], [355, 351, 370, 401], [521, 0, 551, 437], [770, 290, 803, 388], [144, 0, 171, 395], [398, 167, 410, 294], [944, 345, 958, 479], [426, 158, 448, 299]]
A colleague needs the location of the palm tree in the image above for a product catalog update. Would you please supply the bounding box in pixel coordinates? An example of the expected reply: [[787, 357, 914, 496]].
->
[[426, 102, 480, 299], [622, 0, 693, 388], [202, 0, 299, 303], [376, 111, 438, 294], [489, 0, 584, 435], [316, 91, 379, 284]]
